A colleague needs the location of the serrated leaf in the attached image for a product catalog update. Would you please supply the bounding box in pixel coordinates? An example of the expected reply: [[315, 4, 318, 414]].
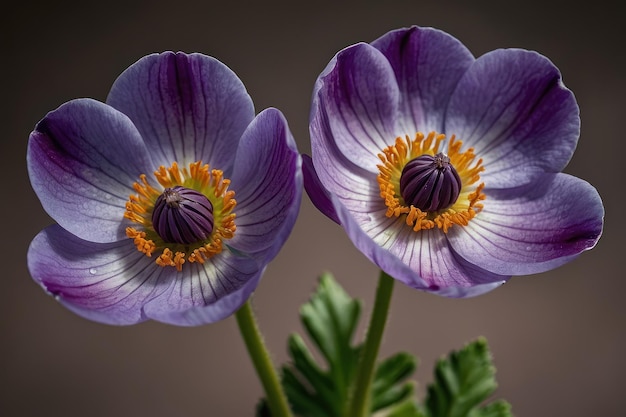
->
[[372, 381, 415, 412], [287, 334, 333, 398], [282, 366, 332, 417], [373, 352, 417, 395], [468, 400, 513, 417], [299, 272, 362, 395], [273, 272, 419, 417], [424, 338, 512, 417], [372, 352, 418, 411], [385, 399, 428, 417]]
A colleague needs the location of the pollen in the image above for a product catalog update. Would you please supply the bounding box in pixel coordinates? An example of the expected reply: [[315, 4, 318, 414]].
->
[[156, 248, 186, 271], [377, 132, 485, 233], [125, 227, 157, 256], [124, 161, 237, 270]]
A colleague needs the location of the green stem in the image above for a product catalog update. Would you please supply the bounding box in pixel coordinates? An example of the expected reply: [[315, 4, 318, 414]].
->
[[235, 300, 293, 417], [348, 270, 395, 417]]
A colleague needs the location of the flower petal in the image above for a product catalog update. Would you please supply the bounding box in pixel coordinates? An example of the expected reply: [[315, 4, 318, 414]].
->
[[27, 225, 172, 325], [302, 155, 340, 224], [228, 108, 302, 263], [310, 99, 382, 217], [311, 42, 400, 171], [448, 173, 604, 275], [331, 194, 508, 297], [371, 26, 475, 134], [311, 141, 381, 225], [444, 49, 579, 189], [27, 99, 153, 243], [107, 52, 255, 174], [141, 251, 262, 326]]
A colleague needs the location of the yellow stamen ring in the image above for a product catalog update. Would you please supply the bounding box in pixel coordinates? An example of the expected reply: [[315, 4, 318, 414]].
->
[[124, 161, 237, 271], [377, 131, 485, 233]]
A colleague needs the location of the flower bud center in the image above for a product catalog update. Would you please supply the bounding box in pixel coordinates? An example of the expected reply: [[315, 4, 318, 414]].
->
[[151, 186, 214, 244], [399, 153, 462, 212]]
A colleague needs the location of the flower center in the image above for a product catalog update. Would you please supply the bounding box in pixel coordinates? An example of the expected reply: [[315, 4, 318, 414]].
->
[[152, 186, 214, 244], [399, 153, 462, 212], [124, 161, 236, 271], [377, 131, 485, 233]]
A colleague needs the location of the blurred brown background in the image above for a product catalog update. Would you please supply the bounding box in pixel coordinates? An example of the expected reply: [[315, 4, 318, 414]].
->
[[2, 1, 622, 416]]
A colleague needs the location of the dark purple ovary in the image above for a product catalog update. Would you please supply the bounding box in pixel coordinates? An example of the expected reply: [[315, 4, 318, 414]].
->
[[399, 153, 462, 212], [152, 186, 214, 244]]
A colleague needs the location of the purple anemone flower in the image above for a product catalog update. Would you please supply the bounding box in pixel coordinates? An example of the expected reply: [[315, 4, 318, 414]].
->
[[27, 52, 302, 325], [304, 26, 604, 297]]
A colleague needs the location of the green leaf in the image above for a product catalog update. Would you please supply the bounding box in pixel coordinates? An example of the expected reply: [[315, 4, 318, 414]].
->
[[276, 272, 418, 417], [372, 352, 418, 411], [423, 338, 512, 417], [300, 272, 362, 398], [385, 400, 428, 417], [468, 400, 513, 417]]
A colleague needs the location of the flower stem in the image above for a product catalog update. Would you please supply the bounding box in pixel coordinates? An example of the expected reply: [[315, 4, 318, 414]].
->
[[235, 300, 293, 417], [348, 270, 395, 417]]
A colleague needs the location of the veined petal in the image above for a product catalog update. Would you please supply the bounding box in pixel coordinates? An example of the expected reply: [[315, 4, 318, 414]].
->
[[142, 251, 261, 326], [302, 155, 340, 224], [448, 173, 604, 275], [311, 42, 401, 171], [27, 225, 171, 326], [371, 26, 475, 134], [228, 108, 302, 263], [331, 194, 508, 297], [27, 99, 153, 243], [445, 49, 579, 189], [306, 26, 603, 299], [309, 108, 379, 220], [107, 52, 255, 174]]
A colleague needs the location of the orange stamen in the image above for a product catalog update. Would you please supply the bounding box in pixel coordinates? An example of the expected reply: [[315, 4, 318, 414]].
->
[[377, 132, 486, 233], [126, 227, 156, 256], [124, 161, 237, 271]]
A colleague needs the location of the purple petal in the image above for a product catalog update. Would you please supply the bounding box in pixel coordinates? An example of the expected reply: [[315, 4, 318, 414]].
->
[[444, 49, 579, 189], [228, 108, 302, 263], [309, 98, 381, 217], [448, 173, 604, 275], [330, 193, 508, 297], [371, 26, 475, 134], [142, 252, 262, 326], [29, 224, 264, 326], [302, 155, 340, 224], [27, 99, 153, 243], [107, 52, 255, 174], [27, 225, 171, 326], [311, 135, 380, 224], [311, 43, 400, 171]]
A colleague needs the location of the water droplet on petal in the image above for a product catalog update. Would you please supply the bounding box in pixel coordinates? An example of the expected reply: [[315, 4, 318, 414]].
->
[[89, 268, 97, 275]]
